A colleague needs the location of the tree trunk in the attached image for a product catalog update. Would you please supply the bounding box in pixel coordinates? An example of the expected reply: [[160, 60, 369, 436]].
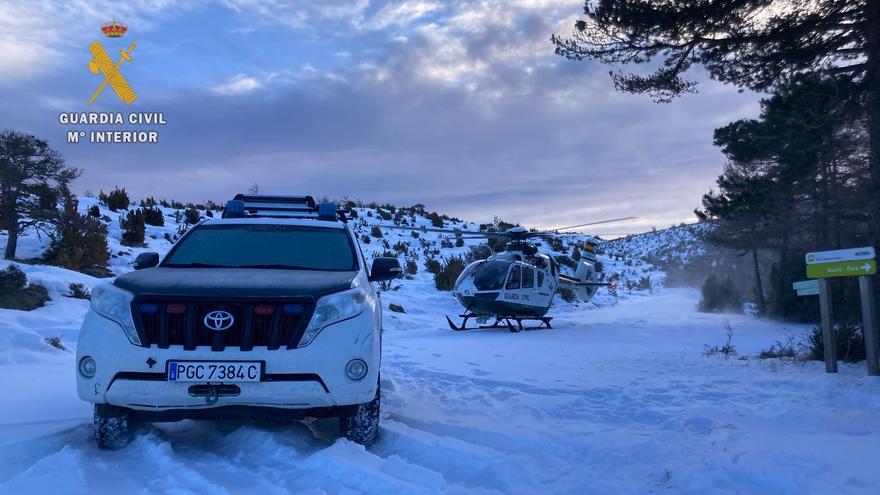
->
[[866, 0, 880, 316], [3, 204, 17, 260], [752, 246, 765, 314]]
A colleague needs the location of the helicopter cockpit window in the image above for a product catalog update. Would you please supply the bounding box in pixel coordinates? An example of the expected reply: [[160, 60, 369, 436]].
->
[[537, 271, 545, 287], [522, 267, 534, 288], [506, 265, 521, 290], [472, 260, 513, 291], [455, 260, 484, 287]]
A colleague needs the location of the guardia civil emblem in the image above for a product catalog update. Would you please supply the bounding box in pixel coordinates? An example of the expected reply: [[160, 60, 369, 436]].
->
[[88, 20, 137, 105]]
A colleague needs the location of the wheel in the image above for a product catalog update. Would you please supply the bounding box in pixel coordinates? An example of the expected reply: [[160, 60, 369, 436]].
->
[[339, 387, 380, 447], [93, 404, 133, 450]]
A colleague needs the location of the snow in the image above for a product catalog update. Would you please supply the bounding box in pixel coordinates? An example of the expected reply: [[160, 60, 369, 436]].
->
[[1, 201, 878, 494]]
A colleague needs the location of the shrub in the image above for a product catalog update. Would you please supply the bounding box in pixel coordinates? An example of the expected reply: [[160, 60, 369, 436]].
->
[[44, 193, 110, 276], [424, 257, 441, 275], [557, 287, 577, 303], [806, 323, 866, 363], [455, 236, 464, 248], [88, 205, 100, 217], [101, 187, 130, 211], [698, 274, 742, 313], [377, 209, 392, 221], [555, 255, 577, 270], [0, 264, 27, 291], [546, 236, 565, 253], [361, 234, 371, 244], [0, 265, 50, 310], [758, 338, 800, 359], [426, 212, 444, 228], [465, 244, 492, 264], [370, 225, 383, 238], [638, 275, 652, 290], [67, 283, 91, 300], [142, 206, 164, 226], [392, 241, 409, 255], [440, 237, 453, 248], [184, 207, 201, 225], [120, 209, 146, 246], [704, 320, 736, 358], [434, 256, 466, 291], [388, 303, 406, 313], [43, 335, 66, 351], [404, 258, 418, 277]]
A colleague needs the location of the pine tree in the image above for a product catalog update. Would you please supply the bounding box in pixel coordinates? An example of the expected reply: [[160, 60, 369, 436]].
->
[[553, 0, 880, 249], [0, 130, 79, 259]]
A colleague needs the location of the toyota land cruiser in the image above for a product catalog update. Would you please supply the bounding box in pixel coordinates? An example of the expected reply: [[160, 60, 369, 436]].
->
[[76, 195, 401, 448]]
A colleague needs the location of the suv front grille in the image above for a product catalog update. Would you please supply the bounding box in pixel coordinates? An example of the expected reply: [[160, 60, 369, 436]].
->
[[133, 297, 315, 351]]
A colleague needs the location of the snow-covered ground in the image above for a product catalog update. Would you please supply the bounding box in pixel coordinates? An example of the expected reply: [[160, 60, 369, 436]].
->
[[1, 199, 878, 494]]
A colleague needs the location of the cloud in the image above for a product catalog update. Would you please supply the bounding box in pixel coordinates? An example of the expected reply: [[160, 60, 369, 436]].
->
[[370, 1, 443, 30], [211, 74, 263, 95], [4, 0, 764, 236]]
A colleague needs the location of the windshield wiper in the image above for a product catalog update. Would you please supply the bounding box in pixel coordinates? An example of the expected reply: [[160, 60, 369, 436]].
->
[[235, 264, 309, 270], [163, 262, 229, 268]]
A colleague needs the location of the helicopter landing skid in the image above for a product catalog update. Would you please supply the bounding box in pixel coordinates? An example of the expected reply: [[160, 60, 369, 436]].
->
[[446, 314, 553, 333]]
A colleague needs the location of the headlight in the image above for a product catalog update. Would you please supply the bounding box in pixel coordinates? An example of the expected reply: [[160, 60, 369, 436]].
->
[[90, 283, 141, 345], [298, 287, 369, 347]]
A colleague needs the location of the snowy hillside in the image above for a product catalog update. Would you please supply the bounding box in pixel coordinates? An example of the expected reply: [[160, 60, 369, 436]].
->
[[0, 199, 878, 494], [604, 222, 714, 266]]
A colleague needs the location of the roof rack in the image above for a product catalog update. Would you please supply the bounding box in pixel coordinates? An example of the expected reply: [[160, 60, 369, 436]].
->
[[222, 194, 346, 222]]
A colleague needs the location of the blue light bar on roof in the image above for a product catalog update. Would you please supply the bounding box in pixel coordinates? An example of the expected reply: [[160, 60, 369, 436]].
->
[[224, 199, 246, 218], [318, 202, 337, 221]]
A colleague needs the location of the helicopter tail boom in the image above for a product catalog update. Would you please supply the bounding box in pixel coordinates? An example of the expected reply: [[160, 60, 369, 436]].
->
[[558, 260, 604, 302]]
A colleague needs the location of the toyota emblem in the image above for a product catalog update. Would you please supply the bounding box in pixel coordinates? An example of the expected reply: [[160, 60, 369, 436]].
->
[[204, 310, 234, 331]]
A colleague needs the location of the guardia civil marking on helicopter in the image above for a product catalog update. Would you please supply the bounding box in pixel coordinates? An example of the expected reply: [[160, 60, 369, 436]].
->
[[384, 218, 636, 332]]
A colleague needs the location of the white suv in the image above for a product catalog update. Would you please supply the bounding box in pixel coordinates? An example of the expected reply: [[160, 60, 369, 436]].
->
[[76, 195, 401, 448]]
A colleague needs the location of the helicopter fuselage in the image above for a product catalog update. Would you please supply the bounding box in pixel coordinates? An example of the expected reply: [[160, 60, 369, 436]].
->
[[452, 250, 558, 317]]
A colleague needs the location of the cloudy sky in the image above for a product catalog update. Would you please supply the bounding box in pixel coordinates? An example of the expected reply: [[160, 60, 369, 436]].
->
[[1, 0, 761, 236]]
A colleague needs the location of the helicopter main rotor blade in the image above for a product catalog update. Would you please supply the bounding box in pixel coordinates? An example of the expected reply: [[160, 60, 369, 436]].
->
[[457, 235, 504, 240], [380, 225, 494, 236], [547, 217, 638, 232]]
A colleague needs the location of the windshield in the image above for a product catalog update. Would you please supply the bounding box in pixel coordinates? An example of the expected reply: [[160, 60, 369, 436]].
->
[[163, 224, 358, 271], [472, 260, 512, 291]]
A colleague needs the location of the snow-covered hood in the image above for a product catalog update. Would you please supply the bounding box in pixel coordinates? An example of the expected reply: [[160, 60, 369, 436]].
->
[[113, 267, 358, 299]]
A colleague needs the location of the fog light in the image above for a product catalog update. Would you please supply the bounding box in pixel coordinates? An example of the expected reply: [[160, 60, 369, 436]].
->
[[79, 356, 96, 378], [345, 359, 368, 381]]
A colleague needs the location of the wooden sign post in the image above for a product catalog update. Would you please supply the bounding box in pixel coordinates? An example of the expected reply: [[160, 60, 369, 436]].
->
[[804, 247, 878, 376]]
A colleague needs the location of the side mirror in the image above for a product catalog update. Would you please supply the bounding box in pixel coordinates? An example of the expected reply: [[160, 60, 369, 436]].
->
[[369, 257, 403, 282], [134, 252, 160, 270]]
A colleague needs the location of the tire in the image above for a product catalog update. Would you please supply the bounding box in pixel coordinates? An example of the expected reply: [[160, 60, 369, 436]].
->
[[339, 387, 380, 447], [93, 404, 133, 450]]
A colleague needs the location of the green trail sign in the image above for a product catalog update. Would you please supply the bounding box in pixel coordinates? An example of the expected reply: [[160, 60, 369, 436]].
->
[[806, 259, 876, 279]]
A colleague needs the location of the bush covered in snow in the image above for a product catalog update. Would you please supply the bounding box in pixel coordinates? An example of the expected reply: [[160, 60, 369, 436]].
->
[[434, 256, 465, 291], [183, 207, 201, 225], [0, 265, 49, 310], [120, 209, 146, 247], [100, 187, 130, 212], [142, 206, 164, 227], [44, 195, 110, 277], [806, 323, 866, 363]]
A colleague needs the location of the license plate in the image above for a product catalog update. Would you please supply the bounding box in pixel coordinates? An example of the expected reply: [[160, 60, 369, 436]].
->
[[167, 361, 261, 383]]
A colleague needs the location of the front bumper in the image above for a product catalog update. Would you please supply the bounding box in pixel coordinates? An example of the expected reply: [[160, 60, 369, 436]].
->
[[76, 309, 380, 412]]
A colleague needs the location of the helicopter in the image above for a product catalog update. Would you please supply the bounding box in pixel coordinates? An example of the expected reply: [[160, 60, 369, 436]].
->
[[383, 218, 636, 332]]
